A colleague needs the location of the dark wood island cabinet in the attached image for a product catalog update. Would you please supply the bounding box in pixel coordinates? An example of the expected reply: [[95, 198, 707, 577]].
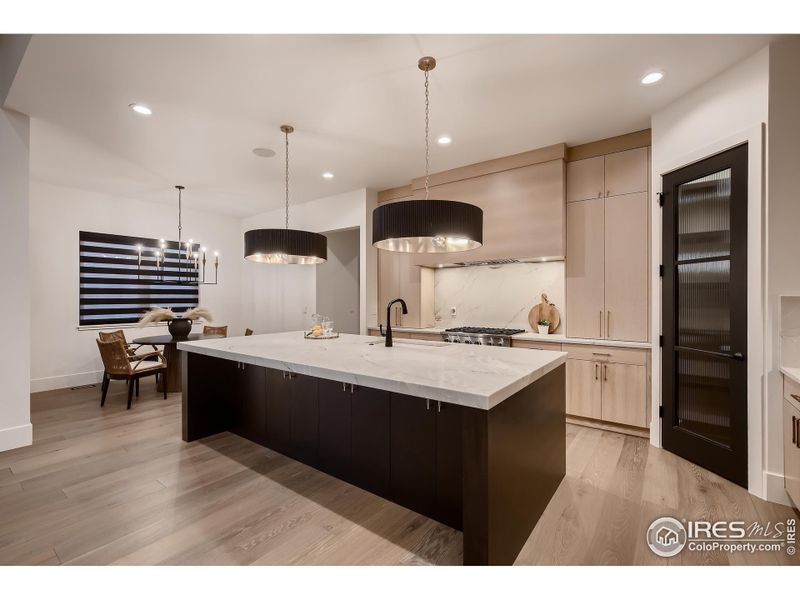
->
[[180, 335, 566, 565]]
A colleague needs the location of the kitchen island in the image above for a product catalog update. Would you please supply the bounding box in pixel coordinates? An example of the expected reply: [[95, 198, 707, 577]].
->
[[178, 331, 566, 565]]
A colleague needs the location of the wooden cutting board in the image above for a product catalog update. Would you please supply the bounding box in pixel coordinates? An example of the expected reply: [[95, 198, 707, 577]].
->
[[527, 293, 561, 333]]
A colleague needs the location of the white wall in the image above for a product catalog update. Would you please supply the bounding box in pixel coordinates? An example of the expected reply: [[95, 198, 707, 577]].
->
[[240, 188, 376, 335], [650, 47, 770, 498], [766, 37, 800, 504], [29, 180, 244, 392], [316, 228, 360, 335], [0, 108, 32, 451]]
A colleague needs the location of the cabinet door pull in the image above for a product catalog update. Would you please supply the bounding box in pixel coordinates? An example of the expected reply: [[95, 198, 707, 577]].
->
[[597, 191, 603, 198], [592, 352, 611, 357], [607, 311, 611, 338], [437, 401, 442, 413], [595, 363, 599, 380], [342, 382, 347, 392], [599, 310, 603, 338], [606, 189, 611, 197], [793, 416, 797, 445], [426, 399, 431, 411], [604, 364, 608, 381]]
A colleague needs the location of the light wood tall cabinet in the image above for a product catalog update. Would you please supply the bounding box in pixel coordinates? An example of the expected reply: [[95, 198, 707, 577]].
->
[[566, 146, 649, 342], [378, 250, 435, 328]]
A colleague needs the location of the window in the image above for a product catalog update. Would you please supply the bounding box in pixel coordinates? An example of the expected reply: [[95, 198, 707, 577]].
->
[[79, 231, 199, 326]]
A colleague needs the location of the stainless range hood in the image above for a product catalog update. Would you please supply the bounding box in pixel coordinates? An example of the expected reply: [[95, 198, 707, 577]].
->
[[434, 255, 565, 268]]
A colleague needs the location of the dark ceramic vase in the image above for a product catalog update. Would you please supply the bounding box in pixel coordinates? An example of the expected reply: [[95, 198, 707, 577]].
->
[[168, 318, 192, 339]]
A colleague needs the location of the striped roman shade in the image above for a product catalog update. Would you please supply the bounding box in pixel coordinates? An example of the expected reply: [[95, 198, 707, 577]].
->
[[79, 231, 199, 326]]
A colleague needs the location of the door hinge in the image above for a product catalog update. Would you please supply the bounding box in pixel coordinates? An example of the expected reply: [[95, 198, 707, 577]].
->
[[657, 192, 664, 207], [658, 405, 664, 418], [659, 335, 663, 347], [659, 264, 664, 277]]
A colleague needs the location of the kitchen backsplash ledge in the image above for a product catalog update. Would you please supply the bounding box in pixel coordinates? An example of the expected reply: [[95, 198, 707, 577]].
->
[[434, 262, 565, 331]]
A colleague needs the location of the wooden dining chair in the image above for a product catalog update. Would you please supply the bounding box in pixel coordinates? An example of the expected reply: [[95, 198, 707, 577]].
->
[[98, 329, 161, 383], [203, 325, 228, 337], [96, 338, 167, 409], [245, 328, 253, 336]]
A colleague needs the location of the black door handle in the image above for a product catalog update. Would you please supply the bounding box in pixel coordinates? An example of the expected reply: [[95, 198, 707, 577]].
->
[[675, 346, 745, 361], [794, 416, 797, 445]]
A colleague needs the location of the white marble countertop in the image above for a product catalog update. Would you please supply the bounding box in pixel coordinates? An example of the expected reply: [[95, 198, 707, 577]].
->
[[369, 326, 652, 349], [780, 366, 800, 386], [178, 331, 566, 410]]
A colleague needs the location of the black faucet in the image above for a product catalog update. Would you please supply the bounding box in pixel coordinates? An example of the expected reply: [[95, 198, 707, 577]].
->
[[380, 298, 408, 347]]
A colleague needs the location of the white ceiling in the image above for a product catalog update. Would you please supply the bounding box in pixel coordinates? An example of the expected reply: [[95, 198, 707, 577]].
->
[[7, 34, 773, 217]]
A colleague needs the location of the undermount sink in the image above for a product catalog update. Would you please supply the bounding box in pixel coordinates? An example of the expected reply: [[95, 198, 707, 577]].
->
[[367, 338, 449, 347]]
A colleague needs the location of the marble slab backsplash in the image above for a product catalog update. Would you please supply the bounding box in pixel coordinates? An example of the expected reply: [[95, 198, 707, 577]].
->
[[434, 262, 565, 332], [781, 295, 800, 367]]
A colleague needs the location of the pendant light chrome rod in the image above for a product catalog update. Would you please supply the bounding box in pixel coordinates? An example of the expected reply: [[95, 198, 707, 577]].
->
[[282, 124, 293, 229], [419, 56, 436, 200]]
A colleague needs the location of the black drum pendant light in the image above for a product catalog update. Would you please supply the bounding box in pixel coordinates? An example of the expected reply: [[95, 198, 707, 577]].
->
[[244, 125, 327, 264], [373, 57, 483, 253]]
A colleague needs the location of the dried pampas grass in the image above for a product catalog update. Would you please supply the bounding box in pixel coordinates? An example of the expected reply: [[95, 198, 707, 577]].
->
[[183, 307, 213, 321], [137, 307, 176, 326]]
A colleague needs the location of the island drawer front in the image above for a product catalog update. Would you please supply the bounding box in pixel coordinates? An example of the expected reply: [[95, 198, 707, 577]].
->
[[563, 344, 647, 365], [784, 375, 800, 409]]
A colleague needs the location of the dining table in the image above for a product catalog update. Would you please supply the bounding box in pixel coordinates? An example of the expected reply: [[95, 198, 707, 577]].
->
[[131, 333, 224, 393]]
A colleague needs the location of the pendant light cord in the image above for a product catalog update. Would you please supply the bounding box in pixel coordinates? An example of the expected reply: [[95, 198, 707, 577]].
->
[[424, 68, 430, 200], [284, 128, 290, 229]]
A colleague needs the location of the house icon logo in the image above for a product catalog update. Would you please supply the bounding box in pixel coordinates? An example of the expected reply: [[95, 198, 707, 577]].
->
[[647, 517, 687, 557]]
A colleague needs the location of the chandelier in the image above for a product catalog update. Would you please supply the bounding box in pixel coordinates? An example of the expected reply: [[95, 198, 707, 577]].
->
[[136, 185, 219, 285]]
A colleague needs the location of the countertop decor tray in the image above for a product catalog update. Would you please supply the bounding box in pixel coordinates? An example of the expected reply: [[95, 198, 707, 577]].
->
[[304, 331, 340, 340]]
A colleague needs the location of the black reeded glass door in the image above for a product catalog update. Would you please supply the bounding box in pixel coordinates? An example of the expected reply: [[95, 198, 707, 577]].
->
[[662, 143, 748, 488]]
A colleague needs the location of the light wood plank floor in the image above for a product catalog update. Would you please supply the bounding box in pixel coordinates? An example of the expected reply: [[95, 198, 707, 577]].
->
[[0, 382, 796, 565]]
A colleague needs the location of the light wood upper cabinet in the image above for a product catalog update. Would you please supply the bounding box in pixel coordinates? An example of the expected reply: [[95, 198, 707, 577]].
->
[[411, 159, 565, 266], [566, 155, 604, 203], [566, 358, 602, 420], [604, 147, 648, 197], [604, 192, 648, 342], [784, 396, 800, 507], [566, 198, 604, 339], [600, 362, 647, 427]]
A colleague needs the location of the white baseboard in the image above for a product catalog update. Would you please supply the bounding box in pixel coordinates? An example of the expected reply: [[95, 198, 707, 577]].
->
[[30, 370, 103, 393], [764, 470, 792, 506], [0, 423, 32, 453]]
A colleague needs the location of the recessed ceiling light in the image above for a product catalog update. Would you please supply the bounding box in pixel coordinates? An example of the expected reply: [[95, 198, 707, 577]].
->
[[641, 71, 664, 85], [322, 172, 334, 179], [437, 135, 452, 145], [128, 103, 152, 115], [252, 147, 276, 158]]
